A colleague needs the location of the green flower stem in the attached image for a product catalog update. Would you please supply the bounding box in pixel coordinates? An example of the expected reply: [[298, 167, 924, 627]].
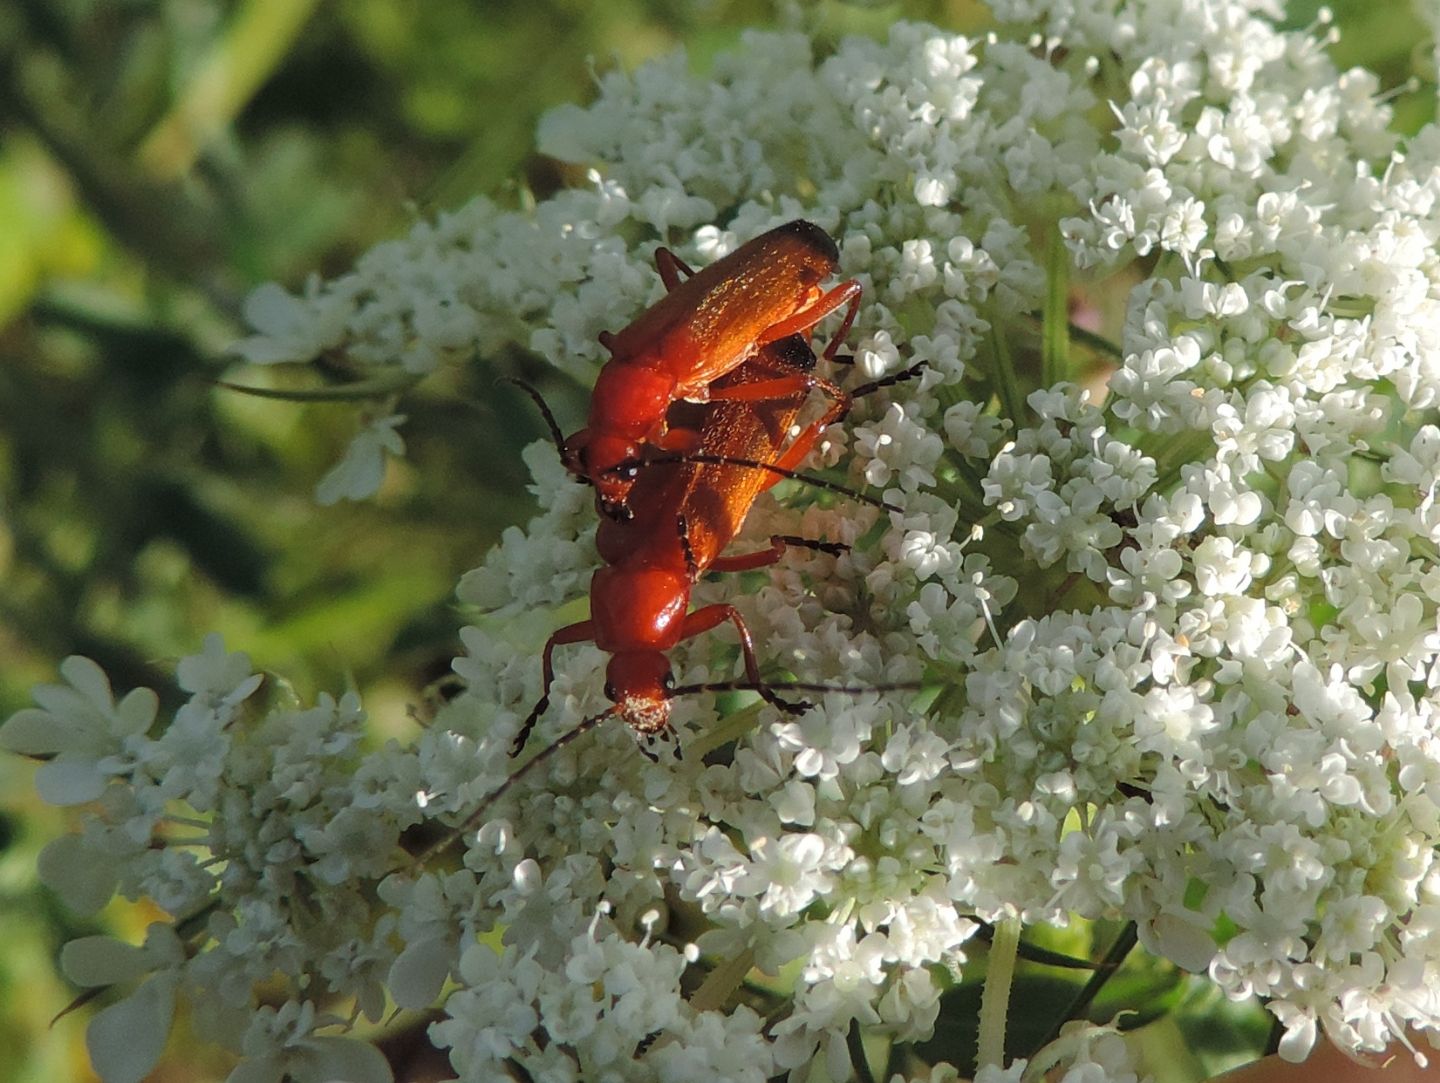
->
[[689, 946, 756, 1013], [1035, 921, 1140, 1054], [214, 370, 424, 401], [984, 306, 1029, 426], [977, 916, 1021, 1072], [1042, 226, 1070, 389], [686, 700, 766, 761], [1065, 322, 1123, 361]]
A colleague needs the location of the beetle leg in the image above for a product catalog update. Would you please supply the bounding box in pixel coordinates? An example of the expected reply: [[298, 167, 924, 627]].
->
[[709, 535, 847, 573], [757, 281, 862, 360], [514, 619, 597, 755], [677, 514, 698, 580], [654, 248, 697, 291], [680, 604, 812, 716]]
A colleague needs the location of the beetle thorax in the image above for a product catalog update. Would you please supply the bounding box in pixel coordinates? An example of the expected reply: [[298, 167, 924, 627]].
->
[[589, 363, 675, 437], [590, 566, 690, 652]]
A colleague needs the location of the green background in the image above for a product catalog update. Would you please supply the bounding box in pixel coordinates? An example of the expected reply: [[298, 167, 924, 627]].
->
[[0, 1, 1431, 1079]]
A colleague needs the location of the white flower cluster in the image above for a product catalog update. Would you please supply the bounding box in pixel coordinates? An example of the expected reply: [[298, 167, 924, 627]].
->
[[3, 639, 401, 1083], [12, 0, 1440, 1079]]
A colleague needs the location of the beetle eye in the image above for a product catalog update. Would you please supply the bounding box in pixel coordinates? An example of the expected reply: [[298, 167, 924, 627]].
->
[[603, 682, 617, 701], [662, 672, 675, 692]]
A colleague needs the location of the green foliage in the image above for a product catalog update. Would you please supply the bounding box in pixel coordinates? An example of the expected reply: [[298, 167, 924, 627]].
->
[[0, 1, 1432, 1080]]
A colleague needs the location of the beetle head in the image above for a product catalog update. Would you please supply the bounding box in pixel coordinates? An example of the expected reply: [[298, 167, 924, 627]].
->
[[605, 652, 675, 734]]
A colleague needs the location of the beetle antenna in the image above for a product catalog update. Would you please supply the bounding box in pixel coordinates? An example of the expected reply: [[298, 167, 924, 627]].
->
[[850, 359, 928, 399], [410, 677, 924, 869], [610, 453, 903, 513], [503, 377, 567, 455], [411, 705, 618, 868], [671, 678, 924, 697]]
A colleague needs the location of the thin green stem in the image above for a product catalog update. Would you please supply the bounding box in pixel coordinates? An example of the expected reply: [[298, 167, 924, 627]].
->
[[1067, 321, 1123, 361], [213, 370, 424, 402], [972, 919, 1122, 970], [977, 916, 1021, 1072], [985, 307, 1028, 426], [1042, 226, 1070, 388], [689, 946, 756, 1013], [1034, 921, 1139, 1054], [847, 1018, 878, 1083]]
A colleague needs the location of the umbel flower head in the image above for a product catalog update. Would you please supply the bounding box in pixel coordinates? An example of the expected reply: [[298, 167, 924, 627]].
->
[[10, 1, 1440, 1080]]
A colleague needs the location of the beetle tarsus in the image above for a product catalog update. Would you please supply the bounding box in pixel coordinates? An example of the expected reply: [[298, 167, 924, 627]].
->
[[512, 699, 548, 756]]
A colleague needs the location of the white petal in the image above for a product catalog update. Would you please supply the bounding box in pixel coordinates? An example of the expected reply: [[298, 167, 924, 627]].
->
[[0, 707, 64, 755], [230, 335, 303, 365], [1277, 1015, 1317, 1063], [143, 923, 187, 968], [115, 688, 160, 738], [1147, 914, 1216, 973], [241, 283, 308, 338], [295, 1037, 393, 1083], [62, 936, 151, 986], [59, 655, 114, 712], [388, 936, 453, 1010], [86, 973, 177, 1083], [35, 759, 107, 806], [315, 430, 388, 506], [38, 836, 119, 914]]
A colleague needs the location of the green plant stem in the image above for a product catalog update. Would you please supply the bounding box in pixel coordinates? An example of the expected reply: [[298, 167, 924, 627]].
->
[[689, 946, 756, 1013], [847, 1018, 878, 1083], [214, 371, 424, 401], [1067, 321, 1123, 360], [977, 916, 1021, 1072], [1034, 921, 1139, 1054], [985, 307, 1028, 425], [1042, 225, 1070, 388]]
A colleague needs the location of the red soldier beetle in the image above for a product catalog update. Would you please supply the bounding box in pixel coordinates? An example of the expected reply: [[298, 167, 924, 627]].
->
[[514, 336, 926, 756], [561, 218, 862, 520], [408, 350, 925, 866], [521, 334, 831, 754]]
